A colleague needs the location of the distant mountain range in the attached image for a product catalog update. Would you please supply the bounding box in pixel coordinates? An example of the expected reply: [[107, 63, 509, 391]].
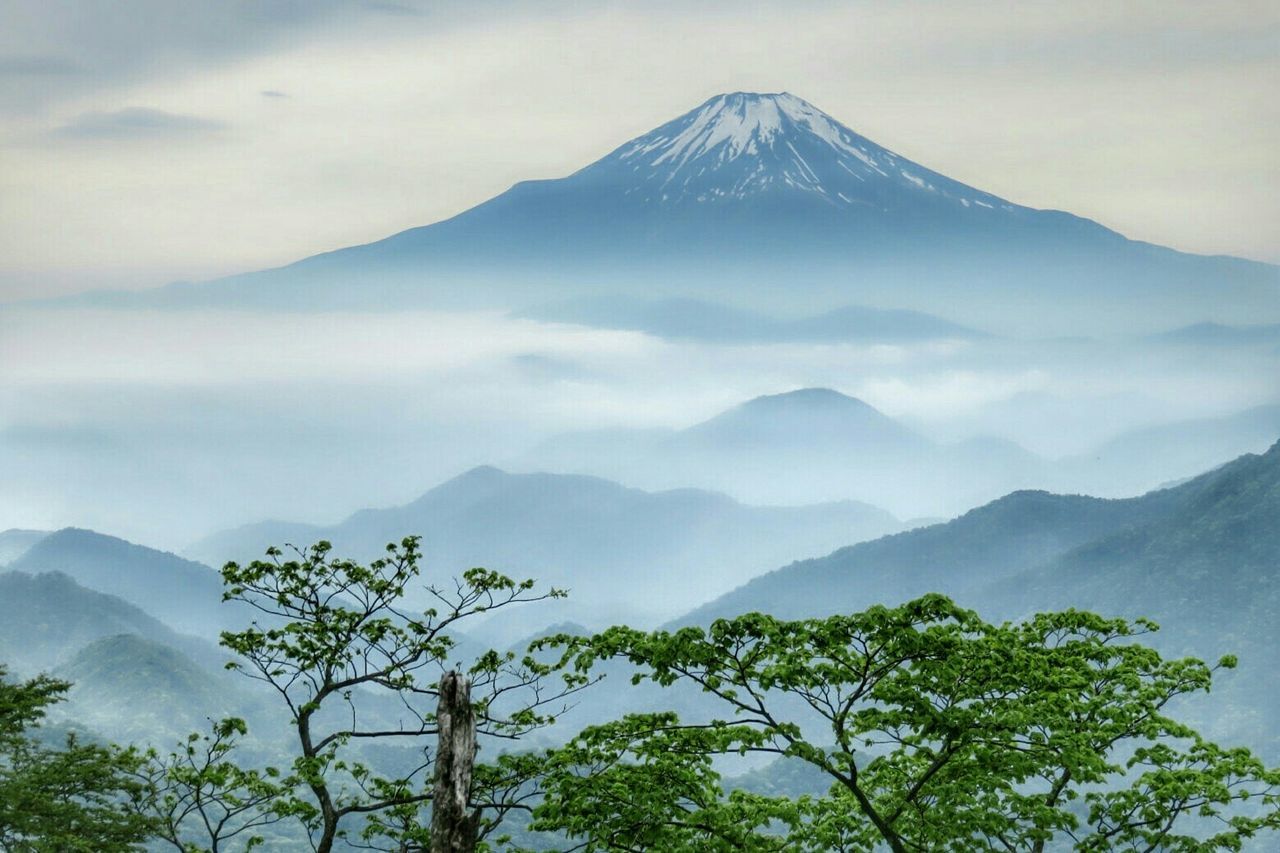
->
[[79, 92, 1277, 334], [520, 387, 1048, 516], [7, 528, 237, 639], [0, 528, 46, 565], [1057, 404, 1280, 495], [520, 388, 1280, 515], [517, 297, 986, 343], [3, 439, 1276, 755], [682, 436, 1280, 622], [680, 486, 1183, 625], [1151, 322, 1280, 348], [0, 570, 199, 674], [188, 465, 901, 634]]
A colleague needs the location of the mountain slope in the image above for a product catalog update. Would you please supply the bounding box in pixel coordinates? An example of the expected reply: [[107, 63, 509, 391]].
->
[[53, 634, 254, 744], [0, 529, 47, 566], [188, 466, 901, 627], [95, 92, 1277, 334], [993, 441, 1280, 753], [0, 571, 196, 674], [680, 439, 1278, 626], [6, 528, 233, 638], [1000, 441, 1279, 630], [671, 441, 1280, 752], [679, 484, 1184, 624]]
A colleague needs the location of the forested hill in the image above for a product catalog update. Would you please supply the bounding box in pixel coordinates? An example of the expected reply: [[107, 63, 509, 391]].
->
[[677, 480, 1188, 624], [6, 529, 228, 638], [994, 439, 1280, 752], [0, 571, 186, 674], [674, 439, 1280, 754], [1007, 436, 1280, 624]]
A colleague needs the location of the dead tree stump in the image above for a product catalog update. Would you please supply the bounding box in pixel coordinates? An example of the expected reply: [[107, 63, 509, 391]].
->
[[431, 670, 478, 853]]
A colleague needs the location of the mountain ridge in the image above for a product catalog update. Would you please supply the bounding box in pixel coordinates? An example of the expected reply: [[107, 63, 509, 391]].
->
[[516, 296, 987, 343], [187, 464, 902, 629], [6, 528, 232, 639], [0, 570, 215, 674], [520, 387, 1044, 515]]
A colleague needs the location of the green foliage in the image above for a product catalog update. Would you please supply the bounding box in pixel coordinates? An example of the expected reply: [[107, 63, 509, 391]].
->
[[139, 717, 291, 852], [213, 536, 595, 853], [0, 666, 155, 852], [531, 595, 1280, 852]]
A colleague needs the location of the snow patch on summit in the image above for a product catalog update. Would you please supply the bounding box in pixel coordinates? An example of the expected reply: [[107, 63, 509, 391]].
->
[[584, 92, 1018, 213]]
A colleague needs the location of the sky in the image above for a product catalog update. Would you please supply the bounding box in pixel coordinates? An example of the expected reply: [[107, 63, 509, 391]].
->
[[0, 0, 1277, 301], [0, 1, 1277, 549]]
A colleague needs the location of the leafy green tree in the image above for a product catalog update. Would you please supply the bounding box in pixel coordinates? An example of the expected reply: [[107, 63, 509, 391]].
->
[[530, 595, 1280, 851], [138, 717, 291, 852], [0, 667, 155, 851], [216, 537, 596, 853]]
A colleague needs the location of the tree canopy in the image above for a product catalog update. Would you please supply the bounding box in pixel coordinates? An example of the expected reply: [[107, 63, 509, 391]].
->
[[529, 595, 1280, 851], [0, 667, 154, 852], [206, 537, 593, 852], [11, 536, 1279, 852]]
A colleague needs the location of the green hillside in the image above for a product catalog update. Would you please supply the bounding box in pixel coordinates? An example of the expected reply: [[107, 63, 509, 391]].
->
[[0, 571, 191, 674], [994, 440, 1280, 753], [7, 528, 234, 638], [53, 634, 257, 745], [680, 484, 1184, 624]]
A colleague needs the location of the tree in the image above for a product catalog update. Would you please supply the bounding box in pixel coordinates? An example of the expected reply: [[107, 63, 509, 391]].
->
[[530, 595, 1280, 851], [0, 667, 155, 851], [431, 671, 479, 853], [216, 537, 595, 853], [138, 717, 291, 852]]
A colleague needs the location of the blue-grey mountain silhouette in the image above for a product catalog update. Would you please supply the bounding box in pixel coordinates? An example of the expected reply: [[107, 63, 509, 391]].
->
[[94, 92, 1276, 334]]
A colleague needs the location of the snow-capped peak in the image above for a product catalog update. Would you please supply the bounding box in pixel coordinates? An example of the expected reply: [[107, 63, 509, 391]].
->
[[579, 92, 1016, 212], [624, 92, 858, 168]]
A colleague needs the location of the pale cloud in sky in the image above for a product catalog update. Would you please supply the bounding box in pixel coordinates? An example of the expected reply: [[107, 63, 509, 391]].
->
[[0, 0, 1276, 300]]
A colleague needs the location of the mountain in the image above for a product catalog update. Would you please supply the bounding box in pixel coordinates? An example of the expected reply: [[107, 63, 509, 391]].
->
[[679, 486, 1184, 625], [187, 466, 902, 628], [681, 439, 1278, 624], [521, 388, 1048, 517], [675, 441, 1280, 753], [1003, 441, 1280, 632], [995, 440, 1280, 753], [680, 387, 924, 450], [0, 528, 47, 566], [1058, 404, 1280, 496], [6, 528, 234, 639], [1151, 322, 1280, 347], [0, 571, 199, 674], [53, 634, 255, 745], [517, 296, 986, 343], [89, 92, 1277, 335]]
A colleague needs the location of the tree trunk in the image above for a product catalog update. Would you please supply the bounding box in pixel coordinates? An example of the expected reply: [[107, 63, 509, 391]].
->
[[431, 671, 478, 853]]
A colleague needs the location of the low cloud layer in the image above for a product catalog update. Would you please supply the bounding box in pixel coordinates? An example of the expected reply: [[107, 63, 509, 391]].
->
[[49, 107, 225, 141], [2, 305, 1275, 548], [0, 55, 82, 75]]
